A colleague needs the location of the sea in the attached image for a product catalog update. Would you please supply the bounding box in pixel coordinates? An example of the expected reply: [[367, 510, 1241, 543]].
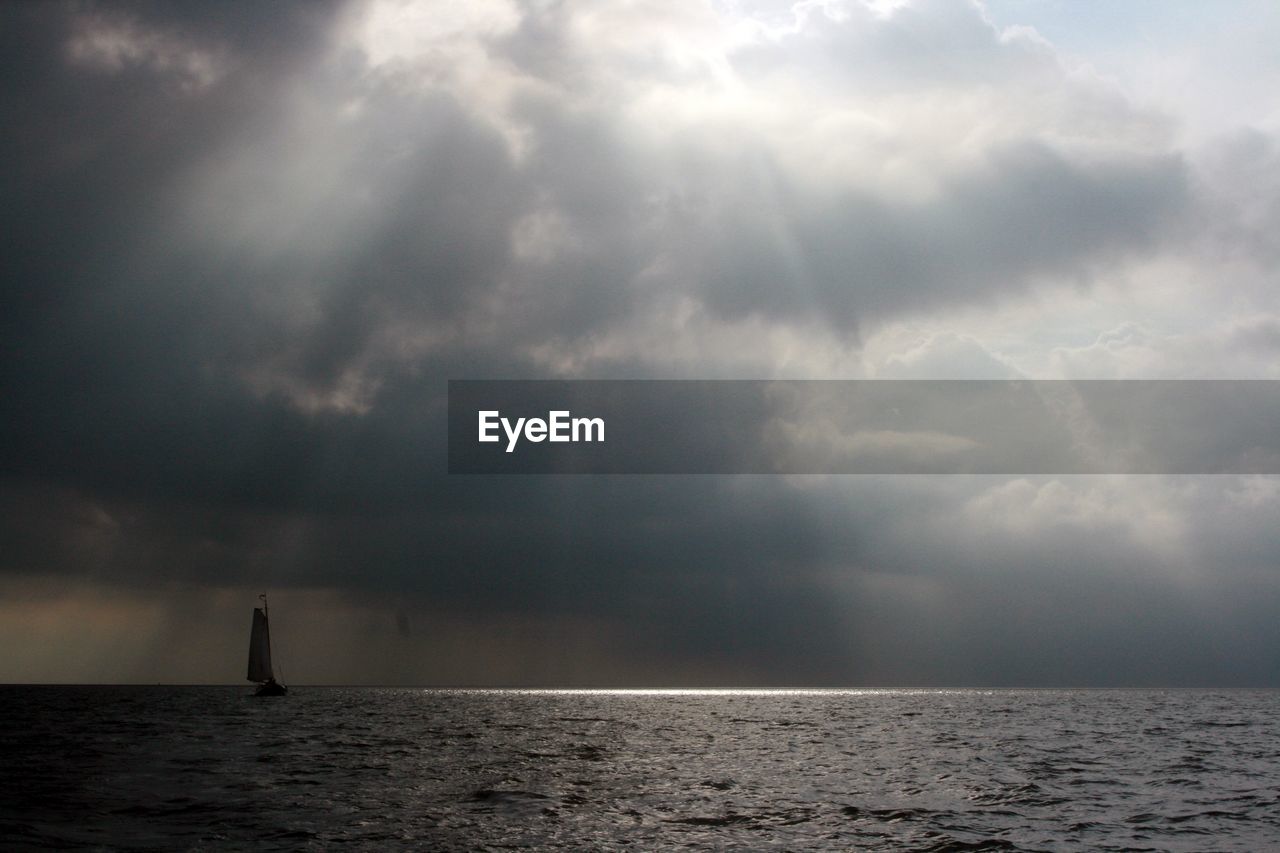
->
[[2, 686, 1278, 851]]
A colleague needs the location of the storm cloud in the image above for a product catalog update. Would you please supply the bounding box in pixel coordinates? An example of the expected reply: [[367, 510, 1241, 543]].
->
[[2, 0, 1279, 686]]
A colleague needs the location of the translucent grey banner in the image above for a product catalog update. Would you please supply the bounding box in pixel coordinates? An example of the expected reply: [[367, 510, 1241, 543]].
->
[[447, 380, 1280, 474]]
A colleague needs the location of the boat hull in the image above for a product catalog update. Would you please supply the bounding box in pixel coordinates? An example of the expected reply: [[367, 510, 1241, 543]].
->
[[254, 679, 288, 696]]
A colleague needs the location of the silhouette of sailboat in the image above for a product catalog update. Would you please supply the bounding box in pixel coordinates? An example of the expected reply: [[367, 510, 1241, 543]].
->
[[248, 594, 287, 696]]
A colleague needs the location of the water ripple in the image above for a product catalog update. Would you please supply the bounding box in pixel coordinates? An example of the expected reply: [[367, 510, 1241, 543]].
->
[[2, 686, 1279, 850]]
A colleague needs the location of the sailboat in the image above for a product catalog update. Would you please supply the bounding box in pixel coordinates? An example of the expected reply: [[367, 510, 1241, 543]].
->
[[248, 594, 287, 696]]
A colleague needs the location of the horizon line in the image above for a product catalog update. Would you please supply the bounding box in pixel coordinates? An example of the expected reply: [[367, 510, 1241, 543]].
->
[[4, 683, 1279, 691]]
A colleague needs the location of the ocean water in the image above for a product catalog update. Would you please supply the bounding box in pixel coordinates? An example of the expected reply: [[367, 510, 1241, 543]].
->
[[2, 687, 1278, 851]]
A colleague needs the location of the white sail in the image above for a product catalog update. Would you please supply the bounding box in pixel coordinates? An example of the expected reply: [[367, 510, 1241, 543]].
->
[[247, 607, 274, 682]]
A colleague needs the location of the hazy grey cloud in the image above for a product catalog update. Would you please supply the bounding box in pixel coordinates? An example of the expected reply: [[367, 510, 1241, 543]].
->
[[2, 0, 1279, 685]]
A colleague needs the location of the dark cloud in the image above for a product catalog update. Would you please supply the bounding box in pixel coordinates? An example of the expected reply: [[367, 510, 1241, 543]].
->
[[1, 1, 1277, 685], [661, 139, 1187, 333]]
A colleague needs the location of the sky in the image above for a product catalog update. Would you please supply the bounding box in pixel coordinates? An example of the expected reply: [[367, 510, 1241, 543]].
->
[[2, 0, 1279, 686]]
